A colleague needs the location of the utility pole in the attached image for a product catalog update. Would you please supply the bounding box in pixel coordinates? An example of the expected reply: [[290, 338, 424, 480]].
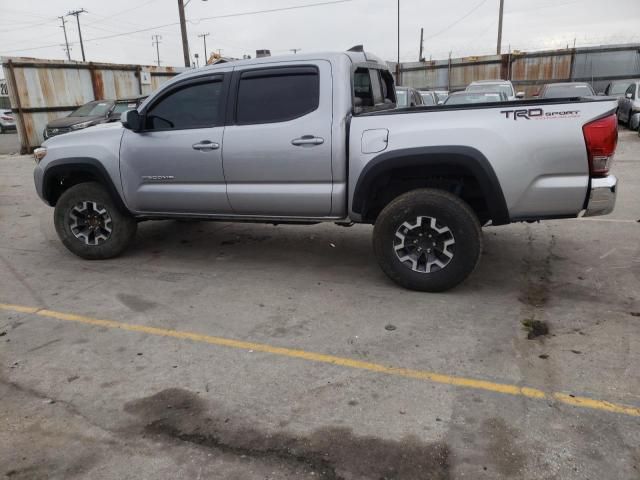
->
[[59, 16, 71, 60], [396, 0, 401, 85], [152, 35, 162, 66], [289, 48, 301, 54], [418, 27, 424, 62], [177, 0, 190, 68], [67, 9, 87, 62], [496, 0, 504, 55], [198, 33, 210, 63]]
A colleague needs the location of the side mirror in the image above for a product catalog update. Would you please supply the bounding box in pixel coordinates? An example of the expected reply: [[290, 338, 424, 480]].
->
[[515, 91, 525, 99], [625, 92, 633, 99], [122, 110, 142, 131]]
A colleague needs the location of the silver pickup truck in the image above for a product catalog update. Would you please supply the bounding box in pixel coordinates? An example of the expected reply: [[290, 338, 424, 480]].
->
[[33, 49, 618, 292]]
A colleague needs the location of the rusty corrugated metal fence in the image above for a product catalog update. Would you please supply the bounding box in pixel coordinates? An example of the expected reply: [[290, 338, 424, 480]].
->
[[1, 57, 184, 153], [397, 43, 640, 97]]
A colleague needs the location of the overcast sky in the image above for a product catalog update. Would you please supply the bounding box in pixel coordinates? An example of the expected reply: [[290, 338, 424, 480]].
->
[[1, 0, 639, 67]]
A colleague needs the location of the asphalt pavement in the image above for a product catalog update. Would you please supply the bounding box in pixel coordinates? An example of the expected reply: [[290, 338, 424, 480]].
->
[[0, 130, 639, 479]]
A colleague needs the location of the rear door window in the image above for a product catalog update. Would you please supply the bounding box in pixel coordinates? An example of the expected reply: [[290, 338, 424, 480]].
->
[[236, 67, 319, 124]]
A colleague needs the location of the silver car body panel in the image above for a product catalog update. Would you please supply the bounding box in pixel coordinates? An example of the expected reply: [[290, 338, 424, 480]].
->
[[347, 99, 617, 220]]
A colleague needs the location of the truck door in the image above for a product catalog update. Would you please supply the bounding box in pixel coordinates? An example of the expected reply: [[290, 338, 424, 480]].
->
[[119, 73, 232, 214], [222, 61, 333, 217]]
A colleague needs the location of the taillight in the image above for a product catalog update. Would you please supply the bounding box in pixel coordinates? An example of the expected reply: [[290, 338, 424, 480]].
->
[[582, 113, 617, 177]]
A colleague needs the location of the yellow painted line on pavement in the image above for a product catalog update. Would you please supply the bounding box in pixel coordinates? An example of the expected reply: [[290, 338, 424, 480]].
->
[[1, 302, 638, 417]]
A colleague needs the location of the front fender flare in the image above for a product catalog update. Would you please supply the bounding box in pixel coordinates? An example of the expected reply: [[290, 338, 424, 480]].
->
[[41, 157, 130, 214]]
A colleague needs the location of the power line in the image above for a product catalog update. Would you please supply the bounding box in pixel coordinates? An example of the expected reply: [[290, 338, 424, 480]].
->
[[0, 0, 354, 55], [67, 9, 87, 62], [192, 0, 353, 23], [423, 0, 489, 41]]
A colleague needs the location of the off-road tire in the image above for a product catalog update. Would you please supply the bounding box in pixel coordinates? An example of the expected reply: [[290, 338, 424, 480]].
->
[[373, 188, 482, 292], [54, 182, 137, 260]]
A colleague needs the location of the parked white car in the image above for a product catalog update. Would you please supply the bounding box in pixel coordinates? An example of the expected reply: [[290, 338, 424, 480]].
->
[[618, 80, 640, 129], [466, 80, 524, 101], [0, 109, 16, 134]]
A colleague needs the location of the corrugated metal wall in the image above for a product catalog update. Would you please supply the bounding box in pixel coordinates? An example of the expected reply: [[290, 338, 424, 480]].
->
[[1, 57, 183, 152], [399, 43, 640, 98]]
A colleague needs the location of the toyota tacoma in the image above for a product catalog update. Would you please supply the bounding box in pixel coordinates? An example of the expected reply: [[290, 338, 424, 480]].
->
[[33, 48, 619, 292]]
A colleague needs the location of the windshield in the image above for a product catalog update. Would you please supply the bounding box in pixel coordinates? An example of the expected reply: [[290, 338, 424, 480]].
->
[[112, 102, 138, 115], [435, 92, 448, 103], [420, 93, 435, 105], [467, 83, 514, 97], [70, 102, 112, 117], [609, 82, 631, 95], [543, 84, 594, 98], [395, 90, 408, 107], [445, 93, 504, 105]]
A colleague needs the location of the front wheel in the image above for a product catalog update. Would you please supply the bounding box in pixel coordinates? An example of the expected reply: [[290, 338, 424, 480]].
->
[[54, 182, 137, 260], [373, 189, 482, 292]]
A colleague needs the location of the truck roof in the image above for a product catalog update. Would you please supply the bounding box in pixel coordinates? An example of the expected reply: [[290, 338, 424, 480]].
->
[[468, 79, 510, 84], [194, 50, 385, 73]]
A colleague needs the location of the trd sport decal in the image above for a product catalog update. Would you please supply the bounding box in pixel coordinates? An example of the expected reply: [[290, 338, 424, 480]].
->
[[500, 108, 580, 120]]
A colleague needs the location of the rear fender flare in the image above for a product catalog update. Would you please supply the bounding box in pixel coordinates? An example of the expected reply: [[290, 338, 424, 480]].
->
[[352, 146, 510, 225]]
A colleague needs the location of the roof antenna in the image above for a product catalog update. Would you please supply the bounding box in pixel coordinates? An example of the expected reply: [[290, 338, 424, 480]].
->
[[347, 45, 364, 52]]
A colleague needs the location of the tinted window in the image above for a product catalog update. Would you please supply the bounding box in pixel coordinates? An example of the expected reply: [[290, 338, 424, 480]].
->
[[354, 67, 373, 106], [236, 68, 319, 124], [396, 90, 408, 107], [609, 82, 631, 95], [626, 84, 636, 98], [146, 80, 223, 130], [420, 93, 435, 105], [467, 83, 514, 97], [444, 93, 503, 105], [370, 70, 384, 105], [112, 102, 138, 114], [71, 101, 112, 117], [542, 84, 594, 98]]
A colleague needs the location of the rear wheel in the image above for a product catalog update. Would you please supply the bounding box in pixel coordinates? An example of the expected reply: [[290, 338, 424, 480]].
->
[[373, 188, 482, 292], [54, 182, 137, 259]]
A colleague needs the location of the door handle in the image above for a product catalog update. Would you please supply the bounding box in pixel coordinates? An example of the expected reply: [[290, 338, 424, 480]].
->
[[192, 141, 220, 151], [291, 135, 324, 147]]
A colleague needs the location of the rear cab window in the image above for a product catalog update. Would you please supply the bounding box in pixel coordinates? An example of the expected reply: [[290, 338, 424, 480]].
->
[[353, 66, 395, 114]]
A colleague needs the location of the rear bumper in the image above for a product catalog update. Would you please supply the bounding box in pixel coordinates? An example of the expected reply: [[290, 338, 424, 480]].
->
[[583, 175, 617, 217]]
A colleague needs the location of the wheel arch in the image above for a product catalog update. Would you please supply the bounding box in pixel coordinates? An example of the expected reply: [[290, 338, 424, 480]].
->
[[42, 157, 129, 214], [352, 146, 510, 225]]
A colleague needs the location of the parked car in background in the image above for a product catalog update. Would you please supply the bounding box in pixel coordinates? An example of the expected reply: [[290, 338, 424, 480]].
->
[[443, 91, 507, 105], [434, 91, 448, 104], [418, 90, 438, 106], [618, 80, 640, 128], [43, 100, 116, 139], [536, 82, 595, 99], [466, 80, 523, 100], [395, 86, 423, 107], [108, 96, 148, 122], [603, 79, 634, 99], [0, 109, 16, 133]]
